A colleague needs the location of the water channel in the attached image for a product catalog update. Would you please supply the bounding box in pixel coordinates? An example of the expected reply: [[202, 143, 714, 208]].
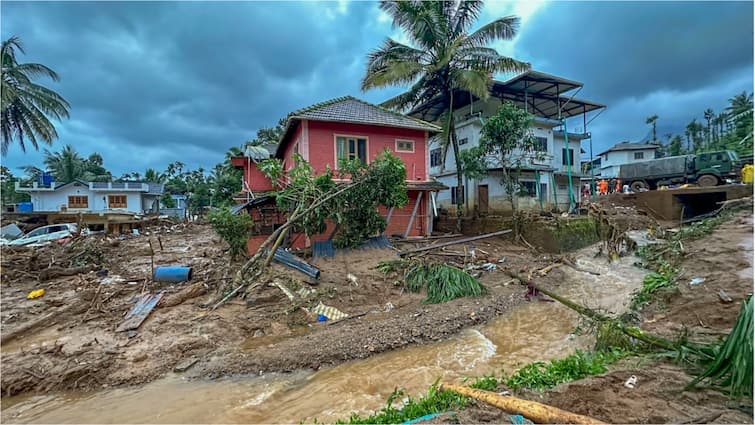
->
[[2, 246, 645, 424]]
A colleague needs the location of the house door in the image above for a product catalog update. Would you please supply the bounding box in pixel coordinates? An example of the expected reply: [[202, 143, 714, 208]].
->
[[477, 185, 489, 214]]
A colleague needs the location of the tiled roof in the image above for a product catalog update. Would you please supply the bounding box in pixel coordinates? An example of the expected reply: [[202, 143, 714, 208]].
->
[[289, 96, 440, 132], [276, 96, 440, 157], [598, 141, 660, 156]]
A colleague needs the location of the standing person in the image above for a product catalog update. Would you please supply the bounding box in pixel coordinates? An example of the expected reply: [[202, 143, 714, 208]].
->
[[615, 178, 622, 193], [598, 179, 608, 195], [609, 178, 616, 194]]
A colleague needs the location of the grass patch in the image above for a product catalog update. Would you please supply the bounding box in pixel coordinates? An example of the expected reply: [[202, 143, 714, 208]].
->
[[630, 262, 678, 310], [504, 349, 627, 391]]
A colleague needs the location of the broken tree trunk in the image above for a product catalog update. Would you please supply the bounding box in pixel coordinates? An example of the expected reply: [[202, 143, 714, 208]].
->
[[503, 271, 705, 354], [399, 229, 512, 255], [38, 265, 97, 282], [211, 179, 365, 310], [440, 383, 606, 424]]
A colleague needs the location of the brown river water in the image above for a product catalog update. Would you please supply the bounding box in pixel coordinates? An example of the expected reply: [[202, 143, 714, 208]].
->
[[1, 246, 645, 424]]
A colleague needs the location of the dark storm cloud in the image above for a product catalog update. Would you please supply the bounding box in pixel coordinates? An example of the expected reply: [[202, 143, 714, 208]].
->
[[517, 1, 753, 104], [1, 1, 752, 174], [1, 1, 397, 174]]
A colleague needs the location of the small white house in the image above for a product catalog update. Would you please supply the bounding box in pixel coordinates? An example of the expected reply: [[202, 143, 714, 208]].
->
[[15, 180, 164, 214], [597, 142, 660, 178]]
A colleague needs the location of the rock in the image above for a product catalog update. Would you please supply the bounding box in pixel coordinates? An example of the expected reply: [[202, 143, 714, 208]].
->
[[173, 357, 199, 373]]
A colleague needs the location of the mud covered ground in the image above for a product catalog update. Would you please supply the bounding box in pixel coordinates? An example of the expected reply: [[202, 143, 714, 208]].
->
[[1, 223, 552, 398], [458, 211, 754, 424]]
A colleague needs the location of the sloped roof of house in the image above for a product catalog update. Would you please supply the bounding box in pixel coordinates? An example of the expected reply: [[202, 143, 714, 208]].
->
[[597, 141, 660, 156], [276, 96, 440, 157]]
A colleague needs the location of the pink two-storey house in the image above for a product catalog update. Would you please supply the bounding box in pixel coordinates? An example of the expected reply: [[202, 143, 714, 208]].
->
[[233, 96, 445, 252]]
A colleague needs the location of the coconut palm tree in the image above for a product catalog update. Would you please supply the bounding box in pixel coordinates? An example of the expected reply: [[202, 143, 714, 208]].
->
[[43, 144, 84, 183], [144, 168, 167, 183], [703, 108, 714, 148], [361, 0, 529, 230], [1, 36, 70, 155], [645, 114, 658, 142], [727, 91, 753, 116]]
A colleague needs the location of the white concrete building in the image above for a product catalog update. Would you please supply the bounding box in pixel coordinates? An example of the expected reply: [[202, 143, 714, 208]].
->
[[15, 180, 164, 214], [408, 70, 605, 213], [596, 142, 661, 178]]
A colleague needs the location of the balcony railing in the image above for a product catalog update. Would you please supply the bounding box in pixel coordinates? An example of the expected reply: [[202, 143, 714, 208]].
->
[[89, 182, 148, 191]]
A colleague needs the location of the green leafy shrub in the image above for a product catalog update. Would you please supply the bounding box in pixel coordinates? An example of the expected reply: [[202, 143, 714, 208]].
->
[[505, 349, 626, 391], [208, 207, 252, 259]]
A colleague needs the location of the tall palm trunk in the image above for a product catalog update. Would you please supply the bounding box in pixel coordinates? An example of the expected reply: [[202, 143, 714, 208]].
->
[[446, 90, 464, 233]]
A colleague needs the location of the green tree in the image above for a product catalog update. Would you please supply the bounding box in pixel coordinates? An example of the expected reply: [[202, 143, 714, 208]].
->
[[160, 192, 176, 208], [144, 168, 166, 183], [1, 166, 30, 207], [208, 207, 252, 260], [1, 36, 70, 155], [645, 114, 658, 142], [668, 135, 683, 156], [249, 118, 286, 148], [43, 144, 84, 182], [361, 0, 529, 231], [459, 101, 535, 233], [260, 150, 408, 249]]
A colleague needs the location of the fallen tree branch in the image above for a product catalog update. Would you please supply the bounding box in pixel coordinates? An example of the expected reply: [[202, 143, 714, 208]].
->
[[399, 229, 512, 255], [440, 383, 607, 424], [38, 265, 97, 282]]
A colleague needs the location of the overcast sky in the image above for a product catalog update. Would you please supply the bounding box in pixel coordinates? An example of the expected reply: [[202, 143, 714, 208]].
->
[[1, 1, 752, 176]]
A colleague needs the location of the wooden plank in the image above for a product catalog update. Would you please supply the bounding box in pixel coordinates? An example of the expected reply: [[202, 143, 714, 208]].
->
[[399, 229, 512, 255], [404, 192, 423, 238], [116, 293, 164, 332]]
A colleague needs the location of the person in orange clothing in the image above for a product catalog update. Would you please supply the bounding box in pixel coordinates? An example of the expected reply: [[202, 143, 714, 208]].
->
[[615, 178, 622, 193], [598, 179, 608, 195]]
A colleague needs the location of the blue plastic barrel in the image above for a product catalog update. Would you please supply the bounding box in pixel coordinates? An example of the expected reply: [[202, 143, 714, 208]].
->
[[153, 266, 193, 282], [17, 202, 33, 212]]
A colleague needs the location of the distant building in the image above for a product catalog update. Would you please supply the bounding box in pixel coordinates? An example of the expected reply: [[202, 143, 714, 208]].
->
[[597, 142, 660, 178], [15, 179, 164, 214]]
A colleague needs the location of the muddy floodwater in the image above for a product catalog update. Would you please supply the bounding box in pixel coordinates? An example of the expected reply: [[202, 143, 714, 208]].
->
[[2, 245, 645, 424]]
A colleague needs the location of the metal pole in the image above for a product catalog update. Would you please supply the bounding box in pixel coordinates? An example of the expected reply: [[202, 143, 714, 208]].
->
[[585, 105, 595, 199]]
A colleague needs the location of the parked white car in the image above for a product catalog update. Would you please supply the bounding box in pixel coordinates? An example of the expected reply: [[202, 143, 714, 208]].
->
[[6, 223, 86, 246]]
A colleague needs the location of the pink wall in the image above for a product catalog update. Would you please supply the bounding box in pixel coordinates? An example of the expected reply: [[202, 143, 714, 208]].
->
[[295, 121, 429, 181], [231, 157, 273, 192], [283, 124, 304, 171]]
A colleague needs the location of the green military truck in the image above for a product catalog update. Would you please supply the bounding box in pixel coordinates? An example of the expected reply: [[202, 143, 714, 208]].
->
[[618, 150, 741, 191]]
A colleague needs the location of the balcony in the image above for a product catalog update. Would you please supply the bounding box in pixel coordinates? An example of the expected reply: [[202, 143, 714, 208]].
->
[[89, 182, 149, 191]]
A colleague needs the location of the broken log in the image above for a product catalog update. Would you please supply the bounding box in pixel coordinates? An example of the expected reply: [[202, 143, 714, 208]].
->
[[160, 282, 208, 307], [38, 265, 97, 282], [440, 383, 606, 424], [399, 229, 512, 255]]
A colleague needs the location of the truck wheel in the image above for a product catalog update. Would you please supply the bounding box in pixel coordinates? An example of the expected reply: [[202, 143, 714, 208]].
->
[[697, 174, 719, 187], [630, 180, 649, 192]]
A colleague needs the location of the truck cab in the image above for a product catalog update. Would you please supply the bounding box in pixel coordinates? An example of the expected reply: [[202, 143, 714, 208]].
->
[[694, 150, 740, 186]]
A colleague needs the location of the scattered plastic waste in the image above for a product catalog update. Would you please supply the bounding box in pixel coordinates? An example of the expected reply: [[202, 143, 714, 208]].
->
[[317, 314, 328, 322], [27, 289, 45, 299], [624, 375, 637, 389], [689, 277, 706, 286]]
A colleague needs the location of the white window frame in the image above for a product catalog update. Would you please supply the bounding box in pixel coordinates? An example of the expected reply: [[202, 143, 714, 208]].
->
[[334, 134, 369, 168], [395, 139, 415, 153]]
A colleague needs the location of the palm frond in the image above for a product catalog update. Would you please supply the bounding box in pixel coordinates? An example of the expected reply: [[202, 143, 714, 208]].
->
[[467, 15, 520, 46], [451, 68, 490, 100], [453, 0, 484, 35]]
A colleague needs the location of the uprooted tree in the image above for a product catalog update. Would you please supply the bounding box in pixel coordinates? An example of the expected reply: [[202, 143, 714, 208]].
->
[[211, 149, 409, 308]]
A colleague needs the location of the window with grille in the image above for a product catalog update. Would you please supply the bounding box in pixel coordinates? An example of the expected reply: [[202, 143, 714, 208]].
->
[[68, 196, 88, 209], [336, 136, 367, 163], [534, 137, 548, 152], [395, 139, 415, 152], [519, 181, 537, 197], [108, 195, 127, 208], [562, 148, 574, 166], [458, 138, 468, 145], [430, 148, 443, 167], [634, 152, 644, 160]]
